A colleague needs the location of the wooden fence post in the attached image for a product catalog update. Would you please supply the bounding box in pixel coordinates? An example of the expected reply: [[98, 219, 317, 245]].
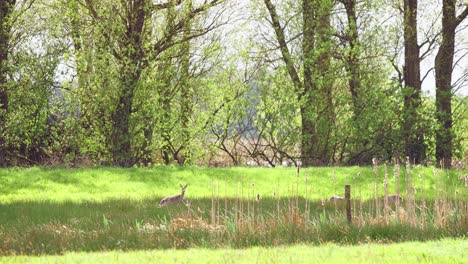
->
[[345, 185, 351, 224]]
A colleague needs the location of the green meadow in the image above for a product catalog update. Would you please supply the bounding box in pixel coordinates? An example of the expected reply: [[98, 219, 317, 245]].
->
[[1, 239, 467, 264], [0, 166, 467, 257], [0, 166, 466, 202]]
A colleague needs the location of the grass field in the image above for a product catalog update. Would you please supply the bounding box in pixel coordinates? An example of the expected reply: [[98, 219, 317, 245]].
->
[[0, 166, 467, 256], [0, 165, 466, 202], [1, 238, 467, 264]]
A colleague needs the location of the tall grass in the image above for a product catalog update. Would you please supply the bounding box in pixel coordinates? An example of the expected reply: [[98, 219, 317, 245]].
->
[[0, 164, 467, 255]]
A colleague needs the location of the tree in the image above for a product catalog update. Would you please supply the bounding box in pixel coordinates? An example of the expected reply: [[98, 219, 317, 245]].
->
[[434, 1, 468, 168], [264, 0, 335, 166], [77, 0, 222, 166], [339, 0, 361, 118], [0, 0, 16, 166], [402, 0, 425, 164], [178, 2, 193, 164]]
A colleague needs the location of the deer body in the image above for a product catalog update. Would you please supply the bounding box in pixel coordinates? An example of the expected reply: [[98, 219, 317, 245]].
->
[[329, 195, 344, 202], [385, 194, 403, 203], [159, 184, 187, 207]]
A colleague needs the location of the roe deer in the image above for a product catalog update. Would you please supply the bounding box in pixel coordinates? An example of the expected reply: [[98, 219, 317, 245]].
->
[[385, 194, 403, 203], [159, 184, 188, 207], [329, 195, 344, 202]]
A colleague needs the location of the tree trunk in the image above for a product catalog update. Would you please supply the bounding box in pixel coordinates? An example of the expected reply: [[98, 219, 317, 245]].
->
[[313, 0, 334, 165], [0, 0, 16, 166], [110, 0, 146, 167], [403, 0, 425, 164], [341, 0, 361, 117], [301, 0, 319, 166], [178, 3, 193, 165], [160, 73, 173, 165], [434, 0, 467, 168], [265, 0, 334, 166], [111, 75, 137, 167]]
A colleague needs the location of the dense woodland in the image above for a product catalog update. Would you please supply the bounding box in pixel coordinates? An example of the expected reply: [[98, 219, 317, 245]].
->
[[0, 0, 466, 168]]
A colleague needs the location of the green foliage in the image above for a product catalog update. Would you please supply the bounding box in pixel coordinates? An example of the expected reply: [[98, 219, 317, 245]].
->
[[452, 96, 467, 161], [0, 0, 466, 167]]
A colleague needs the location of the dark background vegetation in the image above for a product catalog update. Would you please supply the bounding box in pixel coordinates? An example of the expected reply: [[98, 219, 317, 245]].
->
[[0, 0, 467, 168]]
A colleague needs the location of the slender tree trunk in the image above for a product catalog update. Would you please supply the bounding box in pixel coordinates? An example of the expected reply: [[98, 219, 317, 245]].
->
[[111, 73, 138, 167], [314, 0, 334, 165], [301, 0, 319, 166], [341, 0, 370, 164], [265, 0, 334, 166], [341, 0, 361, 117], [434, 0, 467, 168], [158, 1, 177, 165], [110, 0, 146, 167], [435, 25, 454, 169], [178, 2, 193, 165], [0, 0, 16, 166], [403, 0, 425, 164], [160, 73, 173, 165]]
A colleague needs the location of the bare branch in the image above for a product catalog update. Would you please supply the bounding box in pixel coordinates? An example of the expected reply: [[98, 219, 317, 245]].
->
[[10, 0, 36, 26], [455, 5, 468, 28], [151, 0, 224, 59], [263, 0, 302, 92], [421, 67, 434, 84], [152, 0, 183, 11]]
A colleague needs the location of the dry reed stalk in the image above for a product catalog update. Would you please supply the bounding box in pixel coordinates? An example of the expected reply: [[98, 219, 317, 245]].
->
[[211, 178, 215, 226], [394, 157, 401, 223], [358, 172, 364, 226], [224, 181, 227, 223], [454, 189, 459, 225], [235, 183, 239, 227], [440, 161, 449, 227], [296, 165, 300, 210], [384, 163, 389, 225], [372, 158, 381, 219], [368, 182, 374, 218], [274, 178, 280, 225], [241, 175, 244, 228], [433, 168, 441, 227], [352, 172, 357, 223], [252, 183, 255, 226], [276, 189, 280, 225], [217, 181, 220, 226], [288, 184, 293, 224], [419, 172, 426, 229], [442, 184, 449, 226], [247, 183, 251, 225], [405, 156, 416, 226], [302, 166, 309, 227], [333, 168, 338, 223]]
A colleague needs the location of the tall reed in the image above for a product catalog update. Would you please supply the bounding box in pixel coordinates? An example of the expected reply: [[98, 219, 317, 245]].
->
[[384, 163, 389, 224], [333, 168, 338, 222], [211, 178, 215, 225], [405, 157, 416, 226], [419, 172, 426, 230], [394, 157, 401, 223], [372, 158, 380, 220], [433, 168, 441, 227]]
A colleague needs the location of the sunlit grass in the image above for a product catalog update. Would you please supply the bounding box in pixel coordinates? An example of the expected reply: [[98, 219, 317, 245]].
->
[[1, 238, 466, 264], [0, 166, 465, 203]]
